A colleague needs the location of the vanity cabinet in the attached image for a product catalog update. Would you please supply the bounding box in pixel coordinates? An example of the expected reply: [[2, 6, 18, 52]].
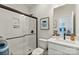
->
[[48, 42, 79, 55]]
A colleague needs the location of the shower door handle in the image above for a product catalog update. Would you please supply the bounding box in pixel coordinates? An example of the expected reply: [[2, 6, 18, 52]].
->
[[6, 33, 36, 40]]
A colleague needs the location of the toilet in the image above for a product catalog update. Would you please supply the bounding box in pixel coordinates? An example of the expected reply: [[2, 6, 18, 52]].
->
[[32, 39, 48, 55]]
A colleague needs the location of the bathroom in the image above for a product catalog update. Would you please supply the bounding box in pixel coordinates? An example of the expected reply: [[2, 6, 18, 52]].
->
[[0, 4, 79, 55]]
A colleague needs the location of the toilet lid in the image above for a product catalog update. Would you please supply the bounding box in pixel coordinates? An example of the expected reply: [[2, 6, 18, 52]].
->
[[32, 48, 44, 55]]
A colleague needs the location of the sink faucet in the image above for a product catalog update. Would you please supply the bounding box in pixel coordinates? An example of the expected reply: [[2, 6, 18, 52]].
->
[[64, 28, 66, 40], [64, 33, 66, 40]]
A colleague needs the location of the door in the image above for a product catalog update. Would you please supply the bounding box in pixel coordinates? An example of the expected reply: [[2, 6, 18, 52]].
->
[[23, 18, 36, 54], [0, 7, 36, 55]]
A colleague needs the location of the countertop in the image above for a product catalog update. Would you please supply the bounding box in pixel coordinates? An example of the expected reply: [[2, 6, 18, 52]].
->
[[48, 36, 79, 49]]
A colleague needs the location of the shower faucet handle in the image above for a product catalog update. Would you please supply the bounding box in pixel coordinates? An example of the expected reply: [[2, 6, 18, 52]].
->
[[31, 30, 34, 34]]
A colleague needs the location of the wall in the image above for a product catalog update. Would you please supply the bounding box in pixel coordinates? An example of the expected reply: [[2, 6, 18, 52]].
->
[[5, 4, 30, 14], [75, 5, 79, 36], [30, 4, 65, 39], [53, 4, 65, 8], [30, 4, 54, 39]]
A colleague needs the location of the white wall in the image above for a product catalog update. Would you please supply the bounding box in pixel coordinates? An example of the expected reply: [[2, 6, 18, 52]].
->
[[5, 4, 30, 14], [30, 4, 54, 39], [30, 4, 65, 39], [75, 5, 79, 36], [53, 4, 65, 8]]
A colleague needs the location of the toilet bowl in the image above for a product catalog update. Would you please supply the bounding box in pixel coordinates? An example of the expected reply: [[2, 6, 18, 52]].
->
[[32, 48, 44, 55], [32, 39, 48, 55]]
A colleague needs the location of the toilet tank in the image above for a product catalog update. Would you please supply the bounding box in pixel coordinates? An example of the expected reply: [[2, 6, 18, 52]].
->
[[38, 39, 48, 50]]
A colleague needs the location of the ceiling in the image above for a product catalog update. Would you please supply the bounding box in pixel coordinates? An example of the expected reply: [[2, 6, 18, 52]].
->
[[25, 4, 38, 9]]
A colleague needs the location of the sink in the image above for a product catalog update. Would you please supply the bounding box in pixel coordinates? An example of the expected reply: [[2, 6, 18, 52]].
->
[[52, 36, 78, 43], [48, 36, 79, 49]]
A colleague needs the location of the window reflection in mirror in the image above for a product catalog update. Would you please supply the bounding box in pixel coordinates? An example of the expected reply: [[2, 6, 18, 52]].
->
[[53, 4, 76, 36]]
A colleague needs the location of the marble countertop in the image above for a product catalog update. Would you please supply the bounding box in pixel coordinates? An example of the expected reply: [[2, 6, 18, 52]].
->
[[48, 36, 79, 49]]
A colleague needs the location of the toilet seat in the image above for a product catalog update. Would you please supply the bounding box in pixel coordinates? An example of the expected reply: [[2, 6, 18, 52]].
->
[[32, 48, 44, 55]]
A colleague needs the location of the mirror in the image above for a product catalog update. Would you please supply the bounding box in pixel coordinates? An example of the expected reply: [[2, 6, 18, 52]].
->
[[53, 4, 76, 36]]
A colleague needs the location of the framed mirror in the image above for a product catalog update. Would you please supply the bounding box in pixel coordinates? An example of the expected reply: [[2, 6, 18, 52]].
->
[[53, 4, 76, 36]]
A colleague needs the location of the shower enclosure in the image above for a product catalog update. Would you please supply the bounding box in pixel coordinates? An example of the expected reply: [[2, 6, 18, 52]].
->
[[0, 4, 38, 55]]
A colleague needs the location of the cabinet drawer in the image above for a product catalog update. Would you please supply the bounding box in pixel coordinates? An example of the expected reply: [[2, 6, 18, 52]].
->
[[48, 48, 67, 55], [48, 43, 79, 54]]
